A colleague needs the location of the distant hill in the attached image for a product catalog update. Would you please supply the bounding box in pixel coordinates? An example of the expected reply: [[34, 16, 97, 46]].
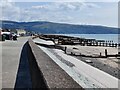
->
[[0, 20, 118, 34]]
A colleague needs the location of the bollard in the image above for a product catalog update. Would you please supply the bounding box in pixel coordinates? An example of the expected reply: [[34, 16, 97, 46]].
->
[[105, 49, 107, 57], [64, 47, 67, 54], [102, 43, 104, 47], [100, 52, 102, 57], [99, 42, 101, 46], [115, 43, 117, 47], [71, 52, 73, 55], [105, 43, 107, 47], [112, 43, 114, 47], [109, 43, 111, 47]]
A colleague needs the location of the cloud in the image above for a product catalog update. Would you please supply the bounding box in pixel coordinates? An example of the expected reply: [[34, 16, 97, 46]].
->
[[30, 2, 100, 11], [31, 5, 46, 9], [0, 1, 117, 27], [1, 1, 21, 21]]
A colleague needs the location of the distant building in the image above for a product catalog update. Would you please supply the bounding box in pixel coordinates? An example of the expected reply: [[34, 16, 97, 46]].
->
[[16, 29, 26, 36]]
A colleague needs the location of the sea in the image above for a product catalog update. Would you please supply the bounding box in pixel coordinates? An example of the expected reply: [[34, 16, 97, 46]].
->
[[58, 34, 119, 43]]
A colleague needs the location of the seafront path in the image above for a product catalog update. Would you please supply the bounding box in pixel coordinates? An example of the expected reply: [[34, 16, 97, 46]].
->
[[2, 37, 31, 88], [0, 40, 2, 89], [1, 36, 81, 89]]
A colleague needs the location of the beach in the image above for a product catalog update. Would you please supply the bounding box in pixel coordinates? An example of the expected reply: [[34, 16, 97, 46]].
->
[[60, 45, 118, 56], [33, 37, 120, 88], [58, 45, 119, 78]]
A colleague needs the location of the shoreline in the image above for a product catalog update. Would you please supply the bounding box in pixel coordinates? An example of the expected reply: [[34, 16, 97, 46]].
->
[[39, 34, 120, 48], [40, 34, 119, 42]]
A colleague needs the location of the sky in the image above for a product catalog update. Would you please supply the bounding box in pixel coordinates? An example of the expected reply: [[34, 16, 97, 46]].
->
[[0, 0, 119, 28]]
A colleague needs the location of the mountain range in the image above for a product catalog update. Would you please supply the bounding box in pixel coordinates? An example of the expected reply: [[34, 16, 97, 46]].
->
[[1, 20, 118, 34]]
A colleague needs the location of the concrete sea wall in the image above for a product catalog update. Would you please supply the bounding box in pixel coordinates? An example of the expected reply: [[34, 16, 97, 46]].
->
[[27, 39, 83, 89]]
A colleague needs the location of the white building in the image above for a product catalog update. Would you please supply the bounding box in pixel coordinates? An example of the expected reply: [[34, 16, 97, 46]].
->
[[16, 29, 26, 36]]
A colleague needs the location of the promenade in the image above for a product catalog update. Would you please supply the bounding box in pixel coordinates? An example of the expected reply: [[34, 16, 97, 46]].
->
[[2, 37, 30, 88], [0, 41, 2, 89], [1, 36, 119, 89], [1, 37, 81, 89]]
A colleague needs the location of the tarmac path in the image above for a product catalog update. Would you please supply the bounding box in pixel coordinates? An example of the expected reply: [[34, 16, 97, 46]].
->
[[0, 41, 2, 89], [2, 37, 31, 89]]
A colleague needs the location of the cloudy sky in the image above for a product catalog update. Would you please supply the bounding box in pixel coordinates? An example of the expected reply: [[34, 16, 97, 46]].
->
[[0, 0, 119, 27]]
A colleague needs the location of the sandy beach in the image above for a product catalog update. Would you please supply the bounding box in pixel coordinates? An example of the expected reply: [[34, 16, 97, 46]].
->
[[33, 38, 120, 88], [61, 45, 118, 56], [60, 45, 119, 79], [34, 38, 120, 79], [38, 45, 119, 88]]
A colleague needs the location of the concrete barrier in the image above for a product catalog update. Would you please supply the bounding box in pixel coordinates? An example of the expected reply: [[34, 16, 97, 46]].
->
[[27, 40, 48, 88], [27, 39, 83, 89]]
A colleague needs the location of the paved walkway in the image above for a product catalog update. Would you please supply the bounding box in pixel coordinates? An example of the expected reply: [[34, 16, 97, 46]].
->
[[14, 42, 32, 88], [2, 37, 30, 88], [0, 41, 2, 89]]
